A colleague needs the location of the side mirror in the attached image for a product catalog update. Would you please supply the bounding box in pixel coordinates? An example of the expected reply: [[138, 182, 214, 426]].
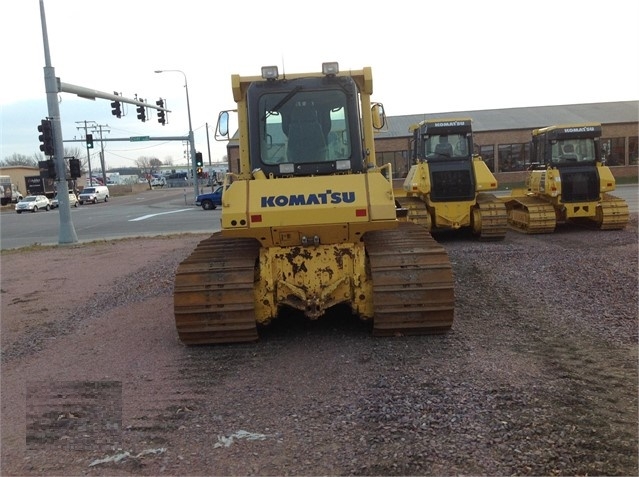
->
[[371, 102, 386, 130], [216, 111, 230, 139]]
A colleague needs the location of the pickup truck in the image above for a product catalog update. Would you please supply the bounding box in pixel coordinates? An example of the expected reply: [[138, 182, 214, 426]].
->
[[195, 186, 224, 210]]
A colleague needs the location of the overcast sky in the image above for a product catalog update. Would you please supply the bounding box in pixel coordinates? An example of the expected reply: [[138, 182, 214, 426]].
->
[[1, 0, 637, 170]]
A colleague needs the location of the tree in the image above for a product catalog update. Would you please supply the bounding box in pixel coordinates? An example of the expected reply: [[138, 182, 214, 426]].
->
[[149, 157, 162, 170], [135, 156, 156, 188], [0, 153, 38, 168], [1, 148, 88, 175], [63, 146, 88, 173]]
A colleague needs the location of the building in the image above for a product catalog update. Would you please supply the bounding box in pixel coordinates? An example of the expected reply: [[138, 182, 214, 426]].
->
[[225, 100, 638, 184]]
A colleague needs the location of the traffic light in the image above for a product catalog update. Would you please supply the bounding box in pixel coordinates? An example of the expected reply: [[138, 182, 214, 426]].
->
[[37, 119, 54, 156], [86, 133, 94, 149], [136, 104, 146, 122], [111, 92, 122, 118], [156, 99, 166, 125], [195, 153, 204, 177], [46, 159, 57, 180], [69, 158, 81, 179]]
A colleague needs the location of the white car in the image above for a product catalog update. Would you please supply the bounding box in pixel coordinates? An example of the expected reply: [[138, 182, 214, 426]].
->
[[51, 191, 79, 209], [15, 195, 51, 213], [150, 177, 166, 187]]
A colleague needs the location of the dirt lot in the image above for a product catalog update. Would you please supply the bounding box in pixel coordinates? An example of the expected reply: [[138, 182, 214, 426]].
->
[[1, 218, 637, 476]]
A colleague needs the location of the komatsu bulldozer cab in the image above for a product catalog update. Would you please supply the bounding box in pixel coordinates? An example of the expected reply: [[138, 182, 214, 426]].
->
[[532, 124, 602, 167], [247, 75, 366, 178], [214, 63, 397, 246], [411, 118, 476, 202], [214, 63, 384, 181], [531, 124, 603, 202]]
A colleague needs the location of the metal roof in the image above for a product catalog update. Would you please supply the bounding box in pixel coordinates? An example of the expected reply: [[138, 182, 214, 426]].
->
[[379, 100, 639, 138]]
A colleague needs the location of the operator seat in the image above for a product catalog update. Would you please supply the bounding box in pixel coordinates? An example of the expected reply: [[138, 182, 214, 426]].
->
[[286, 106, 327, 163], [561, 144, 579, 162], [434, 137, 454, 157]]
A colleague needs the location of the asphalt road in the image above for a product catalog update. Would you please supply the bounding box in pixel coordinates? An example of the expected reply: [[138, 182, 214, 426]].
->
[[0, 188, 220, 250], [1, 185, 636, 250]]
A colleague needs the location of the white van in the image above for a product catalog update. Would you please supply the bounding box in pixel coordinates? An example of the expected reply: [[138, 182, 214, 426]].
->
[[78, 185, 109, 204]]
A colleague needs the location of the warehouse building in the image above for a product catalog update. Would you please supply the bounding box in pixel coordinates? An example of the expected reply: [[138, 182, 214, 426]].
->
[[226, 100, 637, 184], [373, 100, 638, 183]]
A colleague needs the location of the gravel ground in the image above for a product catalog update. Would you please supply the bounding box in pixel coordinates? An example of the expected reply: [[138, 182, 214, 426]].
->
[[1, 217, 637, 477]]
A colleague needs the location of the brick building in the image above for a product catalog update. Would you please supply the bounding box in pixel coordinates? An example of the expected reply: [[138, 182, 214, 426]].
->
[[226, 100, 638, 184]]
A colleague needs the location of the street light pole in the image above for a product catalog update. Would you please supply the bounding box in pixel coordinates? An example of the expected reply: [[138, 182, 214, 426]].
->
[[154, 69, 198, 201]]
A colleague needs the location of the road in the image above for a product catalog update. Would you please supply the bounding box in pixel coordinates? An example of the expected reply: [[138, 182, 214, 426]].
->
[[0, 188, 221, 250], [617, 183, 639, 213], [1, 184, 636, 250]]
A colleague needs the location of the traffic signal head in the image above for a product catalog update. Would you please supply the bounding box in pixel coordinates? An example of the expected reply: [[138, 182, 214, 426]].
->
[[111, 100, 122, 118], [86, 134, 94, 149], [69, 158, 81, 179], [136, 104, 146, 122], [156, 99, 166, 125], [37, 119, 54, 156], [111, 92, 122, 118], [46, 159, 57, 180], [196, 152, 203, 168], [196, 167, 203, 177]]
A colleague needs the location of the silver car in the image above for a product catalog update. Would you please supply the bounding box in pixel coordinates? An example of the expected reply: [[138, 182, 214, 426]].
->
[[51, 191, 79, 209], [15, 195, 51, 213]]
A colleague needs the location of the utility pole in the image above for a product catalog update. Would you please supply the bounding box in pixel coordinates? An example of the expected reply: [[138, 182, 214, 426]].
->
[[92, 124, 110, 184], [76, 120, 96, 184], [206, 122, 212, 167], [205, 122, 213, 191]]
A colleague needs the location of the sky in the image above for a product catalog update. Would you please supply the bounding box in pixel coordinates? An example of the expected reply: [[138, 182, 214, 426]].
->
[[1, 0, 638, 170]]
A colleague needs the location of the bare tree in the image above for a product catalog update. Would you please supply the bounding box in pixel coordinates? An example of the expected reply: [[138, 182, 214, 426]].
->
[[1, 148, 87, 172], [0, 153, 39, 167], [149, 157, 162, 170], [63, 146, 87, 173], [135, 156, 155, 189]]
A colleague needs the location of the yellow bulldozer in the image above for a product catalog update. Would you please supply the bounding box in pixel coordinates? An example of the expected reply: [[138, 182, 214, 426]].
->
[[173, 63, 455, 345], [503, 123, 629, 233], [395, 118, 508, 240]]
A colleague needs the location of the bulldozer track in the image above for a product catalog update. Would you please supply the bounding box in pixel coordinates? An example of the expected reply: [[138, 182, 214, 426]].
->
[[598, 194, 629, 230], [173, 235, 261, 345], [365, 222, 455, 336], [396, 196, 431, 229], [506, 193, 629, 233], [174, 224, 455, 343], [397, 194, 507, 240], [474, 193, 508, 240], [505, 197, 556, 234]]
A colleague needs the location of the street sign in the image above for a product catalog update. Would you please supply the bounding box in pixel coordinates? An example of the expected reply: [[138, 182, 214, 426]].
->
[[130, 136, 150, 142]]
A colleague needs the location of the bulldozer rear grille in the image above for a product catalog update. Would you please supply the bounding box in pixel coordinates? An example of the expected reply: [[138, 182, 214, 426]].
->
[[430, 169, 475, 202], [560, 168, 599, 202]]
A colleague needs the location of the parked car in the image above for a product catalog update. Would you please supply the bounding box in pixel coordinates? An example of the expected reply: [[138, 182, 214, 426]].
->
[[150, 176, 166, 187], [195, 186, 224, 210], [51, 191, 79, 209], [78, 186, 109, 204], [15, 195, 50, 213]]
